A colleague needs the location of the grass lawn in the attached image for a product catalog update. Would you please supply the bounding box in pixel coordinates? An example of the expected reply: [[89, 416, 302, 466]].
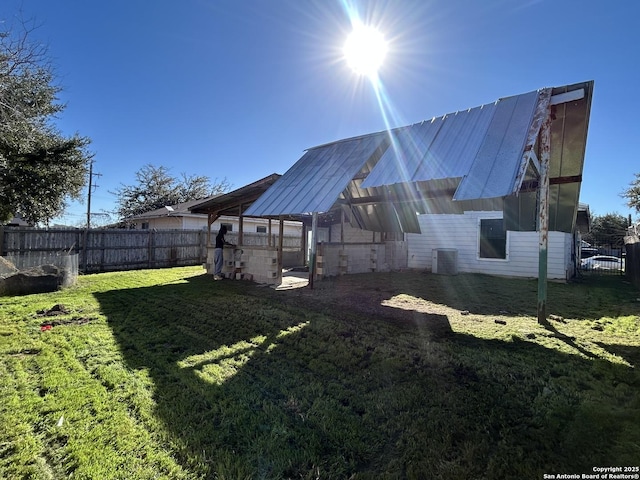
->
[[1, 266, 639, 479]]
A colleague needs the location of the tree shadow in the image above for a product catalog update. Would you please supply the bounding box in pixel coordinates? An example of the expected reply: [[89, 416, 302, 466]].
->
[[95, 273, 640, 479], [595, 341, 640, 367]]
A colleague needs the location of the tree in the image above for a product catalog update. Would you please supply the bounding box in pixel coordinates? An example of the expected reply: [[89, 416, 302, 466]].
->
[[112, 164, 230, 220], [583, 213, 628, 249], [0, 19, 92, 225], [622, 172, 640, 215]]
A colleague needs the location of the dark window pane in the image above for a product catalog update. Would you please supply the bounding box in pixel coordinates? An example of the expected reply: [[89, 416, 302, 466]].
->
[[480, 219, 506, 259]]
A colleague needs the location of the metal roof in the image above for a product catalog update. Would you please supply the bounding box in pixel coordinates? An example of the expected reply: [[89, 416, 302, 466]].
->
[[245, 133, 387, 217], [244, 81, 593, 233], [190, 173, 281, 217]]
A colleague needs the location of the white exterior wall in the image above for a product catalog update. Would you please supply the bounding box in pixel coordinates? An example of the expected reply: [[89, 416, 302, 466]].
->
[[182, 216, 206, 230], [146, 217, 184, 230], [137, 214, 302, 236], [407, 211, 573, 280]]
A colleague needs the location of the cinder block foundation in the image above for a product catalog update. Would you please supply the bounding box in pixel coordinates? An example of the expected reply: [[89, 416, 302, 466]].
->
[[315, 242, 407, 278], [205, 245, 280, 284]]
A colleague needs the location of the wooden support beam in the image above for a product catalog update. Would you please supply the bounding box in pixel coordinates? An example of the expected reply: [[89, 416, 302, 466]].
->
[[309, 212, 318, 289], [278, 216, 284, 280], [537, 109, 552, 325], [238, 204, 244, 246], [520, 175, 583, 193]]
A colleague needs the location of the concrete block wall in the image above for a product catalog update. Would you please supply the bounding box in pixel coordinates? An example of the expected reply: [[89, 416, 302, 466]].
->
[[205, 245, 280, 284], [317, 242, 408, 277], [239, 246, 280, 284]]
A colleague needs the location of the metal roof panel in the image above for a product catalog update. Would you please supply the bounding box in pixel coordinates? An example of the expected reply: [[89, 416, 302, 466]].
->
[[453, 90, 539, 200], [360, 101, 498, 188], [244, 133, 387, 216]]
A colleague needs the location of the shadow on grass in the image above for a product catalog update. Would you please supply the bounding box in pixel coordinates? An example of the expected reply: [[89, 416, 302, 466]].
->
[[307, 271, 639, 321], [96, 273, 640, 479]]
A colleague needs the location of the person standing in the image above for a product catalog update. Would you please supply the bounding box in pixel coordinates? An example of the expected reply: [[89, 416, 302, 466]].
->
[[214, 225, 234, 280]]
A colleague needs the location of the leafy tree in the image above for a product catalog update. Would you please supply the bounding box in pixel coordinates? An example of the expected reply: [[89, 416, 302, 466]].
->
[[621, 173, 640, 215], [0, 19, 92, 224], [583, 213, 628, 248], [112, 164, 230, 220]]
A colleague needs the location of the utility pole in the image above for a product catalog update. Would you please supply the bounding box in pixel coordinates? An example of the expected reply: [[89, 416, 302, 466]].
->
[[86, 160, 102, 229], [83, 159, 101, 273], [86, 161, 93, 229]]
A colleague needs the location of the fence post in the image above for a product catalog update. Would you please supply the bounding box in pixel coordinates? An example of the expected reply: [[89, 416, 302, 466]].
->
[[0, 226, 4, 256], [199, 229, 206, 263], [82, 228, 88, 273], [148, 230, 153, 269]]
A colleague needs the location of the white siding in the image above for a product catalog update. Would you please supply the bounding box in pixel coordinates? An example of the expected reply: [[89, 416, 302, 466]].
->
[[137, 214, 302, 236], [182, 216, 207, 230], [407, 211, 572, 279], [147, 217, 183, 230]]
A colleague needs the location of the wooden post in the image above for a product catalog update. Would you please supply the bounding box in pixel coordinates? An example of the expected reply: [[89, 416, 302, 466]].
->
[[238, 204, 244, 246], [300, 222, 307, 267], [82, 228, 88, 273], [309, 212, 318, 289], [537, 110, 552, 324], [278, 216, 284, 278], [148, 230, 154, 269], [199, 229, 205, 263]]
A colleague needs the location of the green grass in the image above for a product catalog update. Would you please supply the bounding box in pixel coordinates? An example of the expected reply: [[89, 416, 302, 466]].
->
[[1, 267, 639, 479]]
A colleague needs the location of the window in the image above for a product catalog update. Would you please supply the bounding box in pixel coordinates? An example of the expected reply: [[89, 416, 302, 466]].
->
[[479, 218, 506, 259], [256, 226, 267, 233], [141, 222, 149, 230], [221, 223, 233, 232]]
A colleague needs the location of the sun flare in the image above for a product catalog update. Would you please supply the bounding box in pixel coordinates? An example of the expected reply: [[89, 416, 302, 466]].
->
[[343, 23, 388, 78]]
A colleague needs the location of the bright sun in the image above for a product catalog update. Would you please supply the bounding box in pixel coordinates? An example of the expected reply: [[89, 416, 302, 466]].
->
[[343, 23, 388, 78]]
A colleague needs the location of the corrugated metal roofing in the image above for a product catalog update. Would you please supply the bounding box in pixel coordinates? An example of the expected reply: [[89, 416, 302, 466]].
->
[[244, 133, 387, 216], [361, 102, 496, 188], [245, 81, 593, 234], [361, 89, 539, 199]]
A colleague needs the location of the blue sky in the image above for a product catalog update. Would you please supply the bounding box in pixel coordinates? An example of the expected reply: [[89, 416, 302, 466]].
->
[[3, 0, 639, 226]]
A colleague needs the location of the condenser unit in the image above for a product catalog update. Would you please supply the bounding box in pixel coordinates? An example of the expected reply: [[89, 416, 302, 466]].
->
[[432, 248, 458, 275]]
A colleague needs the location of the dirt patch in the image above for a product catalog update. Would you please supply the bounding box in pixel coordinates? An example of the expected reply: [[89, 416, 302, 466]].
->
[[37, 304, 96, 330], [272, 273, 463, 337], [37, 304, 70, 316]]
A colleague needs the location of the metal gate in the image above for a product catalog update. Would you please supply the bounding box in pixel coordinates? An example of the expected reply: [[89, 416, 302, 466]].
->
[[578, 235, 625, 276]]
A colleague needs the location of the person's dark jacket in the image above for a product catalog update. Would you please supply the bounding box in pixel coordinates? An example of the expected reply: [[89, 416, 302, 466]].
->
[[215, 226, 228, 248]]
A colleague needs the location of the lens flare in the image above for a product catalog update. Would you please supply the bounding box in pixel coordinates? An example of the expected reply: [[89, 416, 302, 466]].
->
[[343, 22, 388, 78]]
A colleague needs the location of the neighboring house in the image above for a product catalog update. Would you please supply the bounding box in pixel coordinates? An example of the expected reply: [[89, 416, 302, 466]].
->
[[126, 197, 303, 237], [5, 215, 32, 227]]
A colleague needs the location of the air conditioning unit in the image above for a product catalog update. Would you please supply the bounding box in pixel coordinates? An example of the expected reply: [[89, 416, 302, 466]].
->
[[432, 248, 458, 275]]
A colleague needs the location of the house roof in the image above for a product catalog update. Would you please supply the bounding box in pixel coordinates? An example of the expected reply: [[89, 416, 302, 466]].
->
[[190, 173, 282, 218], [244, 81, 593, 234], [127, 196, 219, 221]]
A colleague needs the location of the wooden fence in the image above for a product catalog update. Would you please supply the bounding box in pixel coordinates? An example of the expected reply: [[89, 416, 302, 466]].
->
[[0, 227, 208, 273], [0, 227, 304, 274]]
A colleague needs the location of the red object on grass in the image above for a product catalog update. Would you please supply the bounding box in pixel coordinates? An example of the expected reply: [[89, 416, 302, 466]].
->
[[40, 325, 52, 331]]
